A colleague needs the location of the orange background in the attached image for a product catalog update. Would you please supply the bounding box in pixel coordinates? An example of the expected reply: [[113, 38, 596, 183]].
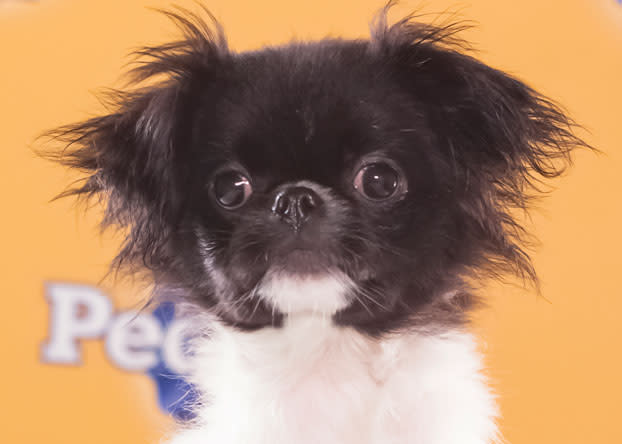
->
[[1, 0, 621, 443]]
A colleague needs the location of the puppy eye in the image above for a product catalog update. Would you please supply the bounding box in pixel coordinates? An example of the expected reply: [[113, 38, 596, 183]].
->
[[353, 163, 400, 200], [212, 170, 253, 209]]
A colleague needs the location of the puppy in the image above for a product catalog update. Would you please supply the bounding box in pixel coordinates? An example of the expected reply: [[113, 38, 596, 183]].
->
[[47, 3, 588, 444]]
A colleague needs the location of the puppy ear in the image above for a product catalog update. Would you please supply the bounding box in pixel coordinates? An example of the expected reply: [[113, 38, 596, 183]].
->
[[370, 4, 592, 283], [44, 7, 229, 271]]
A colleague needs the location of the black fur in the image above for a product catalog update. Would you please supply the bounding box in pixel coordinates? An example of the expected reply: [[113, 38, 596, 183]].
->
[[44, 3, 589, 336]]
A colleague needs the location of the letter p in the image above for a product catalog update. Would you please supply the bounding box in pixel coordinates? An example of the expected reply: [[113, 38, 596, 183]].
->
[[41, 282, 113, 364]]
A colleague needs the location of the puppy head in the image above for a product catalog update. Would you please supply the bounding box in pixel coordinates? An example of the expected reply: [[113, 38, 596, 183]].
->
[[47, 5, 588, 335]]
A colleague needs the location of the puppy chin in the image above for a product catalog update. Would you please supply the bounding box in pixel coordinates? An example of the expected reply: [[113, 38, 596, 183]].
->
[[258, 267, 354, 316]]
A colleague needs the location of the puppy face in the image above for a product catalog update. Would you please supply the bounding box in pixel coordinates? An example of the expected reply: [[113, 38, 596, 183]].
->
[[188, 54, 447, 327], [48, 6, 587, 335]]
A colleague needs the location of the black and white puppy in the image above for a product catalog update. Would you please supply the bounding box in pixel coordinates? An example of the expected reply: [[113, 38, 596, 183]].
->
[[48, 3, 587, 444]]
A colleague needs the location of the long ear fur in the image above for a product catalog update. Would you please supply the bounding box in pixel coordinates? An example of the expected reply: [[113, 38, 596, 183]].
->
[[370, 1, 593, 285], [42, 6, 229, 273]]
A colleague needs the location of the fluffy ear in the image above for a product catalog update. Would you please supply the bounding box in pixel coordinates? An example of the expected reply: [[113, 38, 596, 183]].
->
[[370, 3, 591, 283], [43, 7, 229, 272]]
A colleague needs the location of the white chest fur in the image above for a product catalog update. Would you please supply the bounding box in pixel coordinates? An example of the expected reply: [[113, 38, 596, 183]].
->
[[168, 315, 500, 444]]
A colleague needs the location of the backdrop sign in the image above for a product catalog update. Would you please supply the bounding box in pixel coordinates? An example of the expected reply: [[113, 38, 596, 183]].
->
[[41, 282, 196, 419]]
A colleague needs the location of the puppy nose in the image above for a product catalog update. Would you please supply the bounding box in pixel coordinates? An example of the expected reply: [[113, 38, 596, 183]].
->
[[272, 186, 322, 230]]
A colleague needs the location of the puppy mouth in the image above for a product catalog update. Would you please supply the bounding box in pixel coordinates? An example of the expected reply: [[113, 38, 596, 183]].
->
[[268, 248, 335, 275], [217, 245, 380, 322], [265, 249, 378, 299]]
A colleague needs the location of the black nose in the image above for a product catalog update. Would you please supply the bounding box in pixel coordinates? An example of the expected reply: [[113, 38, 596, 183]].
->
[[272, 186, 322, 230]]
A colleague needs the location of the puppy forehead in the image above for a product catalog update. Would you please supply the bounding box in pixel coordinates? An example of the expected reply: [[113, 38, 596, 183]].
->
[[195, 42, 417, 176]]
